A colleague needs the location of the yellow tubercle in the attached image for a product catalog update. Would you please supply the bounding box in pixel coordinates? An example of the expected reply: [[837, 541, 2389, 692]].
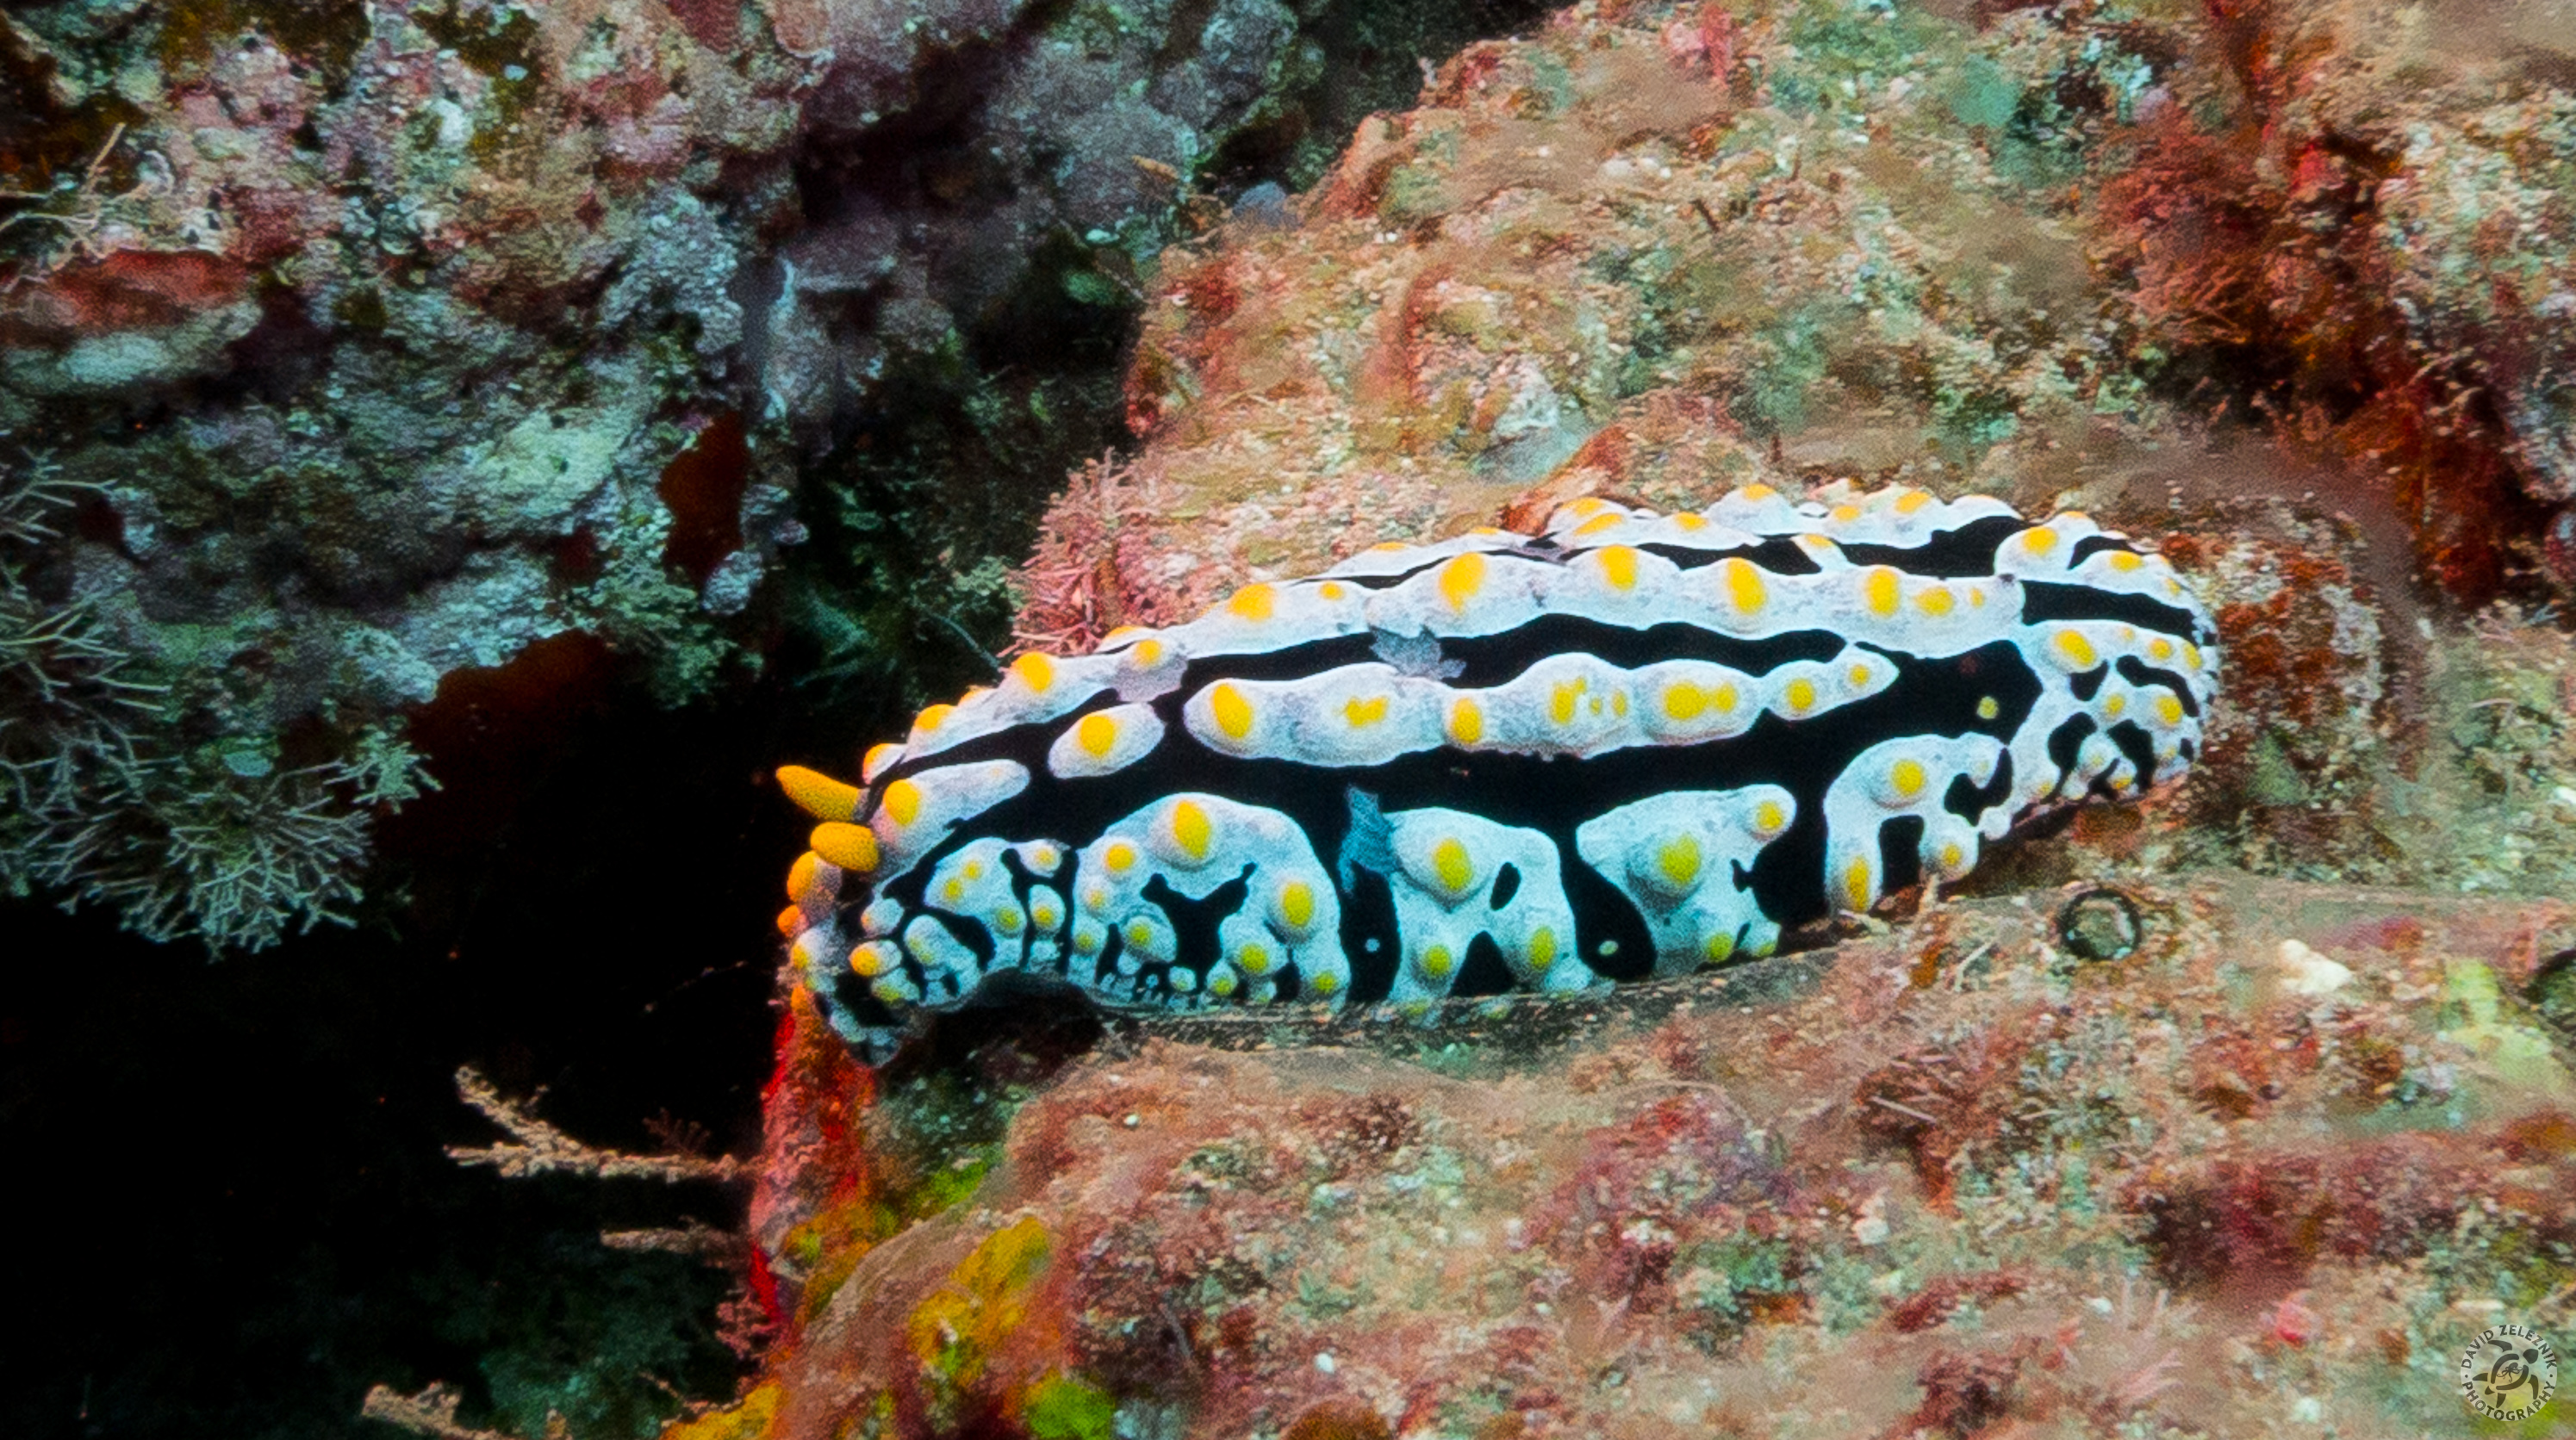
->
[[1008, 651, 1055, 692], [1075, 711, 1119, 757], [1277, 881, 1315, 931], [1658, 835, 1702, 890], [1447, 697, 1484, 746], [1343, 695, 1389, 728], [1227, 583, 1277, 621], [1890, 757, 1926, 799], [1844, 857, 1874, 911], [1432, 836, 1475, 896], [1168, 799, 1212, 862], [788, 928, 834, 970], [1438, 552, 1487, 611], [1104, 841, 1137, 873], [1210, 682, 1254, 740], [862, 742, 903, 780], [1752, 799, 1788, 837], [1863, 566, 1901, 618], [1719, 557, 1766, 615], [880, 779, 923, 828], [1596, 544, 1640, 590], [1550, 679, 1584, 726]]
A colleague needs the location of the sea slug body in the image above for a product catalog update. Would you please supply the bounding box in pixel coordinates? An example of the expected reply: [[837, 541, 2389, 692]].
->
[[777, 487, 2221, 1058]]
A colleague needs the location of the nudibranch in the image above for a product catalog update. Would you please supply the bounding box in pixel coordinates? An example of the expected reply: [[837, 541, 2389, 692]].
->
[[776, 487, 2220, 1058]]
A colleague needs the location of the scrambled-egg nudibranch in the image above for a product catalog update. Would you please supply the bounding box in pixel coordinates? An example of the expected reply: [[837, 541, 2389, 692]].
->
[[776, 487, 2221, 1058]]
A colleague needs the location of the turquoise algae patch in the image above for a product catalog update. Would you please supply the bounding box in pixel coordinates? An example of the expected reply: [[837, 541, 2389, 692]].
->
[[777, 487, 2221, 1059]]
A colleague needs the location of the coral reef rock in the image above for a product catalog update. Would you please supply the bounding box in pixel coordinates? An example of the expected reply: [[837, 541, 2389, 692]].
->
[[736, 0, 2576, 1435], [0, 0, 1534, 947], [745, 877, 2575, 1438]]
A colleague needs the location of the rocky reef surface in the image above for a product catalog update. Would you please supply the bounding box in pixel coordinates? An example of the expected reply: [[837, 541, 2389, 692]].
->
[[7, 0, 2573, 1434], [740, 878, 2573, 1439], [0, 0, 1550, 948], [724, 0, 2576, 1436]]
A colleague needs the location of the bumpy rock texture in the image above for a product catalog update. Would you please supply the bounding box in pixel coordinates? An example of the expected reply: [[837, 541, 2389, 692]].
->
[[0, 0, 1547, 947], [744, 878, 2573, 1440], [731, 0, 2576, 1436]]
